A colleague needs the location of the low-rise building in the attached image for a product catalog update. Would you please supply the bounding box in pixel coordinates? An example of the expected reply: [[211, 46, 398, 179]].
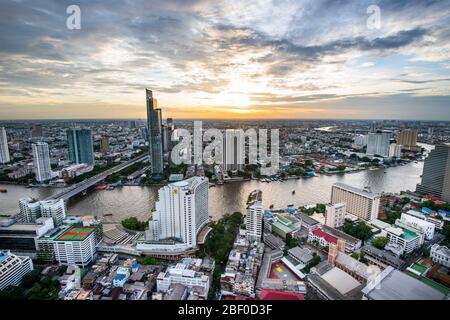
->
[[430, 244, 450, 268], [308, 225, 361, 253], [385, 225, 420, 256]]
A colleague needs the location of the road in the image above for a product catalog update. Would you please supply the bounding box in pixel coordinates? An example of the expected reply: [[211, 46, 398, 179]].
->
[[44, 153, 149, 202]]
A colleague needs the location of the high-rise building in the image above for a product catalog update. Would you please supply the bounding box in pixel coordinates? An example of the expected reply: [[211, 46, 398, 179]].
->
[[0, 127, 10, 164], [32, 142, 52, 182], [0, 251, 34, 290], [67, 128, 95, 165], [146, 89, 164, 176], [352, 134, 368, 150], [100, 136, 109, 154], [366, 131, 391, 157], [0, 127, 11, 163], [19, 198, 66, 226], [398, 129, 418, 149], [325, 203, 346, 228], [246, 190, 263, 242], [224, 129, 245, 172], [331, 183, 380, 221], [148, 177, 209, 249], [389, 143, 402, 158], [416, 145, 450, 202]]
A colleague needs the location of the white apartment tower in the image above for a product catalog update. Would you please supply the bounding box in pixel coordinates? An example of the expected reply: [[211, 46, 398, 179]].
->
[[0, 127, 10, 164], [325, 203, 346, 228], [245, 190, 263, 242], [32, 142, 52, 182], [19, 198, 66, 226], [367, 131, 391, 158], [0, 251, 34, 290], [331, 183, 380, 221], [149, 176, 209, 248]]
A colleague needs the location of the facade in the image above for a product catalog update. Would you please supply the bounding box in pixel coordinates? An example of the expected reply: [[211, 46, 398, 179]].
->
[[385, 225, 420, 255], [146, 177, 209, 250], [352, 134, 368, 150], [400, 212, 435, 240], [0, 127, 10, 164], [0, 251, 34, 290], [398, 129, 418, 149], [67, 128, 95, 165], [32, 142, 52, 182], [245, 190, 263, 242], [224, 129, 245, 172], [53, 226, 97, 267], [146, 89, 164, 175], [389, 143, 402, 158], [331, 183, 380, 221], [430, 244, 450, 267], [19, 198, 66, 226], [325, 203, 346, 228], [366, 131, 390, 157], [416, 144, 450, 202], [61, 163, 94, 179], [308, 225, 361, 253]]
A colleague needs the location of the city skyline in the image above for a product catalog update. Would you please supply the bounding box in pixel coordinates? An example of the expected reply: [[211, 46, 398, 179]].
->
[[1, 0, 450, 121]]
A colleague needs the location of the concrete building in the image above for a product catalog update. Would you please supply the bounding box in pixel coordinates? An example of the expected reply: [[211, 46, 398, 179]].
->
[[331, 183, 380, 221], [416, 144, 450, 202], [0, 251, 34, 290], [0, 127, 10, 164], [245, 190, 263, 242], [366, 131, 391, 158], [352, 134, 368, 150], [325, 203, 346, 228], [19, 198, 66, 227], [308, 225, 361, 253], [61, 163, 94, 179], [400, 212, 435, 240], [361, 245, 405, 270], [398, 129, 418, 150], [100, 136, 109, 154], [389, 143, 402, 158], [361, 266, 446, 300], [385, 225, 420, 255], [146, 177, 209, 250], [146, 89, 164, 176], [67, 128, 95, 165], [32, 142, 52, 182], [430, 244, 450, 267]]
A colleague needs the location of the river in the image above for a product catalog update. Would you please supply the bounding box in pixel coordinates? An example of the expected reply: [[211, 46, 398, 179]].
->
[[0, 160, 425, 222]]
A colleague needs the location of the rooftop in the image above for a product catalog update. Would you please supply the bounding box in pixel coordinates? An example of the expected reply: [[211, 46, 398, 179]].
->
[[321, 267, 362, 295], [333, 182, 379, 199], [56, 226, 96, 241], [312, 228, 338, 244]]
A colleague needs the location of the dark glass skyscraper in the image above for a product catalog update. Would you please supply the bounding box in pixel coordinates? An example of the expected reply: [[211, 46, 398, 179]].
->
[[67, 128, 95, 165], [146, 89, 164, 176]]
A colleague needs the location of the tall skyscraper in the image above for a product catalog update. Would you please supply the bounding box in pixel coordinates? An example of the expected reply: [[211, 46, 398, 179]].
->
[[100, 136, 109, 154], [331, 183, 380, 221], [0, 127, 10, 164], [147, 176, 209, 249], [146, 89, 164, 176], [398, 129, 418, 149], [67, 128, 95, 165], [245, 190, 263, 242], [224, 129, 245, 172], [366, 131, 391, 157], [416, 145, 450, 202], [32, 142, 52, 182]]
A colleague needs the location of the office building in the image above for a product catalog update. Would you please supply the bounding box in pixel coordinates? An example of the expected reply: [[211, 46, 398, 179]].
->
[[430, 244, 450, 267], [224, 129, 245, 172], [361, 266, 446, 300], [32, 142, 52, 182], [246, 190, 263, 242], [100, 136, 109, 153], [398, 129, 418, 150], [0, 127, 10, 164], [67, 128, 94, 165], [147, 177, 209, 249], [325, 203, 346, 228], [366, 131, 390, 158], [146, 89, 164, 176], [389, 143, 402, 158], [416, 144, 450, 202], [19, 198, 66, 227], [331, 183, 380, 221], [0, 251, 34, 290]]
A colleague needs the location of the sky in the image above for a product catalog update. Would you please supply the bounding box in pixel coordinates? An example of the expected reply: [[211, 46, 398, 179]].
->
[[0, 0, 449, 120]]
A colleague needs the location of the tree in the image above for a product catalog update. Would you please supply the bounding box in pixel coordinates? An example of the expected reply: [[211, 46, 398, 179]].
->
[[343, 221, 373, 243], [20, 269, 41, 289], [142, 256, 159, 265], [443, 224, 450, 242], [121, 217, 147, 231], [371, 237, 388, 250]]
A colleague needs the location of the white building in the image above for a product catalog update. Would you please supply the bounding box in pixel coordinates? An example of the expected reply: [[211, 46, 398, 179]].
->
[[147, 177, 209, 250], [352, 134, 368, 150], [331, 183, 380, 221], [245, 190, 263, 242], [61, 163, 94, 178], [385, 226, 420, 255], [405, 209, 445, 230], [0, 127, 10, 164], [325, 203, 346, 228], [52, 226, 97, 267], [430, 244, 450, 267], [0, 251, 33, 290], [32, 142, 52, 182], [400, 212, 435, 240], [389, 143, 402, 158], [157, 262, 210, 299], [19, 198, 66, 226], [367, 132, 391, 158]]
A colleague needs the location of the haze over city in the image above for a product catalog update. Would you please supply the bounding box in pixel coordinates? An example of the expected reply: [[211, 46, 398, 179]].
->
[[1, 0, 450, 120]]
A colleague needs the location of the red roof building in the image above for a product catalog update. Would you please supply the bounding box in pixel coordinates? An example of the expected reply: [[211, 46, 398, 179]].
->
[[311, 228, 338, 244], [260, 289, 305, 300]]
